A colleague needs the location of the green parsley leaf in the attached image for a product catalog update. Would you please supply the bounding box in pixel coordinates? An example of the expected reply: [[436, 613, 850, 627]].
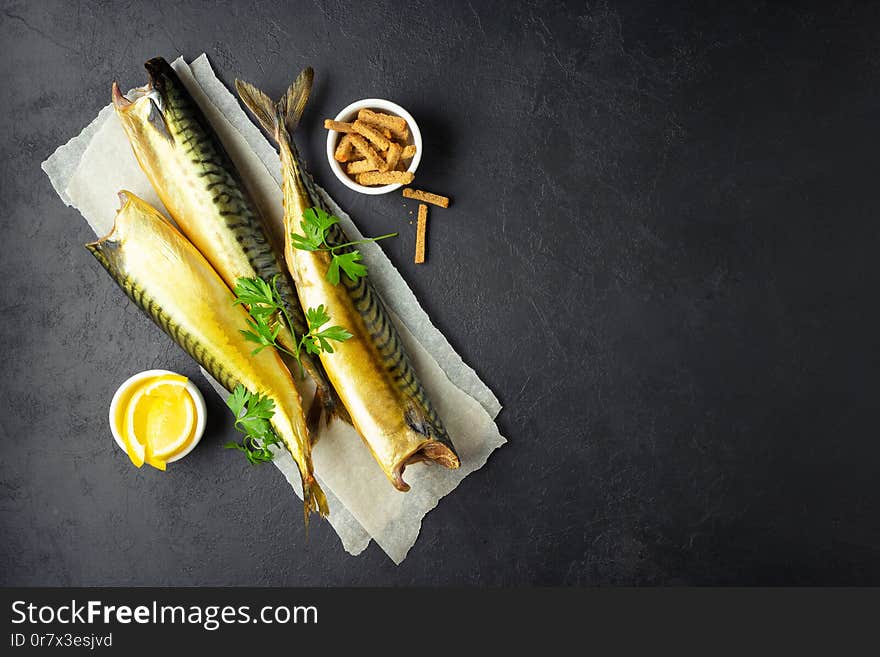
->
[[232, 276, 297, 359], [306, 304, 331, 329], [232, 277, 274, 308], [244, 392, 275, 420], [225, 384, 249, 419], [308, 206, 340, 233], [332, 250, 367, 283], [290, 207, 339, 251], [317, 325, 353, 343], [301, 304, 352, 355], [288, 206, 396, 285], [231, 274, 353, 375], [326, 256, 341, 286], [224, 384, 283, 465]]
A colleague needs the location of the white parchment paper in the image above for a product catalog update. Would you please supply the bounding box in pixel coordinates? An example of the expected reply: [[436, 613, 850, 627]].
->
[[42, 55, 505, 564]]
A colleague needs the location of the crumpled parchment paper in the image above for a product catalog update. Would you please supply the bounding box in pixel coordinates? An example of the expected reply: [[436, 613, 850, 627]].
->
[[42, 54, 505, 564]]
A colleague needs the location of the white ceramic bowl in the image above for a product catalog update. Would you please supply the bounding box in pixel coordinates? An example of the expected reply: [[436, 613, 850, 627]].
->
[[109, 369, 207, 463], [326, 98, 422, 195]]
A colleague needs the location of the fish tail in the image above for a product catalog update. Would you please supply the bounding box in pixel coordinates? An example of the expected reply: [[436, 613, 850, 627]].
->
[[301, 473, 329, 531], [235, 67, 313, 145]]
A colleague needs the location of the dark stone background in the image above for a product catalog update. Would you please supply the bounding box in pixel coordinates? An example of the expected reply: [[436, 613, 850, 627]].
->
[[2, 0, 879, 585]]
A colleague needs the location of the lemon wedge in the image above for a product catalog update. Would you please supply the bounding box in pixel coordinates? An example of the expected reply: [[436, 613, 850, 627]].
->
[[120, 413, 147, 468], [141, 377, 195, 460], [114, 372, 199, 470]]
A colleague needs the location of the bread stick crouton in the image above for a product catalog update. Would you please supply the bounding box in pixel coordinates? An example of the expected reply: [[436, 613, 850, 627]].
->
[[358, 108, 409, 141], [324, 119, 356, 132], [352, 120, 391, 151], [357, 108, 406, 133], [334, 134, 354, 162], [402, 188, 450, 208], [356, 170, 415, 186], [348, 134, 387, 171], [384, 142, 402, 171], [346, 159, 378, 174], [414, 203, 428, 264]]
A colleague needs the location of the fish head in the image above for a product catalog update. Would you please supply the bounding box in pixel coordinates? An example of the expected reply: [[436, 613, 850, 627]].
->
[[112, 81, 172, 148], [112, 191, 176, 234], [86, 191, 178, 268], [111, 57, 185, 147], [143, 57, 183, 114], [85, 191, 134, 269], [143, 57, 204, 138]]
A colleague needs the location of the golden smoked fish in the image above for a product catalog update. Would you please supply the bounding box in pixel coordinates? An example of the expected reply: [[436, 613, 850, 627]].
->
[[87, 191, 327, 522], [112, 57, 345, 429], [236, 70, 459, 491]]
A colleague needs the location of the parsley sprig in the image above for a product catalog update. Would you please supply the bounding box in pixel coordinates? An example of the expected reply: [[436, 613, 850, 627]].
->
[[232, 276, 352, 362], [233, 276, 298, 358], [290, 207, 396, 285], [302, 305, 353, 354], [226, 277, 352, 465], [223, 384, 282, 464]]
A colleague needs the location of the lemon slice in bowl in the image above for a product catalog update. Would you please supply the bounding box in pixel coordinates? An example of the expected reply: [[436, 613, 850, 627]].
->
[[141, 376, 196, 460], [124, 374, 195, 470], [111, 370, 205, 471], [120, 411, 147, 468]]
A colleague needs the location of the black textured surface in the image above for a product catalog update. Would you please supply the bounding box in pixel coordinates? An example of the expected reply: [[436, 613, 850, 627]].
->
[[2, 0, 879, 585]]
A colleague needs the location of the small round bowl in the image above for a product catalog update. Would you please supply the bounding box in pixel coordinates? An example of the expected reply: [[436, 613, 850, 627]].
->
[[326, 98, 422, 195], [109, 369, 207, 464]]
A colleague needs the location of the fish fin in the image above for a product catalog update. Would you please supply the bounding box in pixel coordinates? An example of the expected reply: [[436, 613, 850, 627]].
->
[[305, 387, 323, 439], [279, 67, 313, 134], [314, 383, 352, 428], [304, 384, 352, 439], [235, 78, 278, 137], [278, 346, 353, 433], [301, 473, 329, 532]]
